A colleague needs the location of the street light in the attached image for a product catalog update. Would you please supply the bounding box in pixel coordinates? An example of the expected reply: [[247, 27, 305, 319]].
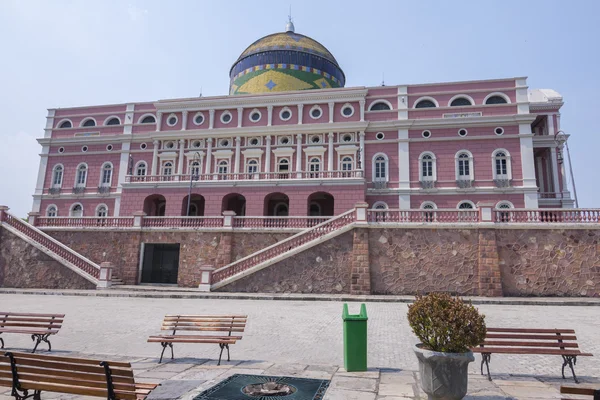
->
[[554, 130, 578, 208], [186, 152, 201, 216]]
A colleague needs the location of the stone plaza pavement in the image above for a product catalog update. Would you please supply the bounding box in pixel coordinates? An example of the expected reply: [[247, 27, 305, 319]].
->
[[0, 292, 599, 399]]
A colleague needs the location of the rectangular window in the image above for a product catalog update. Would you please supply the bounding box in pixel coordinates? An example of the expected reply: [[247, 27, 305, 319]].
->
[[102, 169, 112, 185], [77, 170, 86, 185], [496, 159, 507, 175], [422, 161, 432, 177], [458, 160, 469, 177]]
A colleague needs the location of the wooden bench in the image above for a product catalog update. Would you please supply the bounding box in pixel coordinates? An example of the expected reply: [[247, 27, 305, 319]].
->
[[0, 351, 158, 400], [0, 313, 64, 353], [147, 315, 247, 365], [472, 328, 593, 383], [561, 386, 600, 400]]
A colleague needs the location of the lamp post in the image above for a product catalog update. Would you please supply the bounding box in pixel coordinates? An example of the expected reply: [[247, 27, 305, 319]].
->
[[554, 130, 578, 208], [186, 152, 201, 216]]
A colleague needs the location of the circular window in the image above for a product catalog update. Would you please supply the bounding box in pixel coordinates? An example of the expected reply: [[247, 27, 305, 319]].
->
[[310, 106, 322, 119], [220, 139, 230, 147], [341, 104, 354, 118], [279, 137, 290, 145], [106, 144, 113, 151], [165, 141, 174, 149], [311, 136, 321, 144], [221, 111, 232, 124], [495, 127, 504, 136], [167, 115, 178, 126], [250, 138, 259, 146], [250, 110, 261, 122], [58, 147, 65, 153], [422, 130, 432, 138], [280, 108, 292, 121], [342, 134, 353, 142], [140, 143, 147, 150], [458, 128, 468, 137], [193, 113, 205, 126], [82, 146, 88, 152], [376, 132, 385, 140], [191, 140, 201, 149]]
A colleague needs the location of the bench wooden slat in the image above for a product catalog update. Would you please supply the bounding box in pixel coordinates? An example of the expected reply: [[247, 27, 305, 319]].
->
[[4, 352, 132, 368], [150, 335, 243, 340], [0, 364, 135, 385], [148, 338, 237, 344], [17, 380, 138, 400], [561, 386, 598, 395], [471, 347, 591, 356], [487, 328, 575, 334], [485, 333, 578, 341], [8, 357, 134, 377], [0, 322, 63, 328], [162, 327, 245, 332], [0, 328, 60, 335], [0, 312, 65, 318], [12, 373, 139, 392], [481, 341, 579, 348], [165, 315, 247, 318], [162, 322, 246, 327]]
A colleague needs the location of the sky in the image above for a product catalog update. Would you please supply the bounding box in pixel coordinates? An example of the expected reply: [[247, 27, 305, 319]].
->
[[0, 0, 599, 218]]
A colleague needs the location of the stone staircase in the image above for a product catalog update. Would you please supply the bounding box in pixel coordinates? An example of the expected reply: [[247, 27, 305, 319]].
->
[[210, 208, 358, 290], [0, 207, 106, 288]]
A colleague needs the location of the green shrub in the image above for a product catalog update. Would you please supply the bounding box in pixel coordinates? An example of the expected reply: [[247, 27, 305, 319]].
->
[[407, 292, 486, 353]]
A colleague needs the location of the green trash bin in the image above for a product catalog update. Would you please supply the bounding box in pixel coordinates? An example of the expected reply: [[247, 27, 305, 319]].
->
[[342, 303, 368, 372]]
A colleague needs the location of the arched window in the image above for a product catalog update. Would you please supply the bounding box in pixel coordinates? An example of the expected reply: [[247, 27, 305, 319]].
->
[[136, 162, 147, 176], [190, 160, 202, 176], [455, 151, 474, 182], [308, 157, 321, 177], [140, 115, 156, 124], [492, 149, 512, 181], [46, 205, 58, 217], [485, 95, 509, 105], [341, 156, 353, 176], [52, 165, 63, 187], [105, 117, 121, 126], [419, 152, 436, 182], [162, 162, 173, 176], [458, 201, 474, 209], [96, 204, 108, 217], [81, 118, 96, 127], [58, 120, 72, 128], [75, 164, 87, 186], [246, 159, 258, 175], [421, 201, 437, 222], [217, 160, 229, 175], [369, 101, 391, 111], [373, 153, 388, 182], [70, 203, 83, 217], [415, 100, 437, 108], [496, 201, 513, 222], [100, 163, 113, 186], [372, 201, 388, 222], [277, 158, 290, 178], [450, 97, 473, 107]]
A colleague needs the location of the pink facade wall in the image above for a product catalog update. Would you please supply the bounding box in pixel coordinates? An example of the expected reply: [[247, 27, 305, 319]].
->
[[44, 153, 121, 191], [39, 198, 116, 217], [271, 106, 299, 125], [407, 79, 516, 94]]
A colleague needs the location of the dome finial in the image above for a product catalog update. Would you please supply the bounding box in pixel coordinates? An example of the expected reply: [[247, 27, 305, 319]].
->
[[285, 6, 295, 32]]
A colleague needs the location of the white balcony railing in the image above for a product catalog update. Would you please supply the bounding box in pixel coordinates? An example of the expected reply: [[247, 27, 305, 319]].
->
[[125, 170, 363, 183]]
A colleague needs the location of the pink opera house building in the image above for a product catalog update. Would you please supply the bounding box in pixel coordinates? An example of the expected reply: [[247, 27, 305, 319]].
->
[[31, 22, 574, 223]]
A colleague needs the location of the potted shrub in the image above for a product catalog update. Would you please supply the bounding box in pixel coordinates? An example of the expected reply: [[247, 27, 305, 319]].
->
[[408, 293, 486, 400]]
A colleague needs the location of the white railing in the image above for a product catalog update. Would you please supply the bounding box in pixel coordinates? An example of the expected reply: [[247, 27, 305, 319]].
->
[[125, 170, 363, 183], [36, 217, 134, 228], [368, 209, 479, 223], [142, 216, 224, 228], [232, 216, 330, 229]]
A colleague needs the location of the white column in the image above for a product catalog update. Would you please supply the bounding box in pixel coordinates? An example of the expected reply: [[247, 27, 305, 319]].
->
[[547, 114, 555, 137], [32, 144, 50, 212], [328, 132, 334, 171], [237, 107, 243, 128], [151, 140, 159, 175], [328, 102, 334, 123], [123, 104, 134, 135], [536, 157, 545, 192], [181, 111, 188, 131], [556, 113, 561, 132], [515, 78, 530, 115], [519, 124, 537, 189], [297, 104, 304, 125], [209, 109, 215, 129], [359, 100, 366, 122], [265, 136, 272, 173], [155, 112, 162, 132], [397, 86, 408, 120], [178, 140, 185, 174], [114, 141, 131, 217], [359, 131, 365, 171], [296, 134, 302, 178], [234, 136, 241, 173], [43, 109, 55, 138], [205, 138, 213, 174], [267, 105, 273, 126], [398, 129, 410, 209], [549, 147, 561, 194]]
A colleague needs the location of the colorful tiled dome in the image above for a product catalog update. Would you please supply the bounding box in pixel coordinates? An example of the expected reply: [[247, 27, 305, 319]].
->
[[229, 24, 345, 95]]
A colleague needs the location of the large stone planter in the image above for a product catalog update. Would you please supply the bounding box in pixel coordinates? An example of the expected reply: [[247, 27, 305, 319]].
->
[[413, 344, 474, 400]]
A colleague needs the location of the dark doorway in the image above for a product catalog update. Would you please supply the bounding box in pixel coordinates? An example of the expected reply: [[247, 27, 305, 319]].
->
[[141, 244, 180, 284], [143, 194, 166, 216], [222, 193, 246, 216]]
